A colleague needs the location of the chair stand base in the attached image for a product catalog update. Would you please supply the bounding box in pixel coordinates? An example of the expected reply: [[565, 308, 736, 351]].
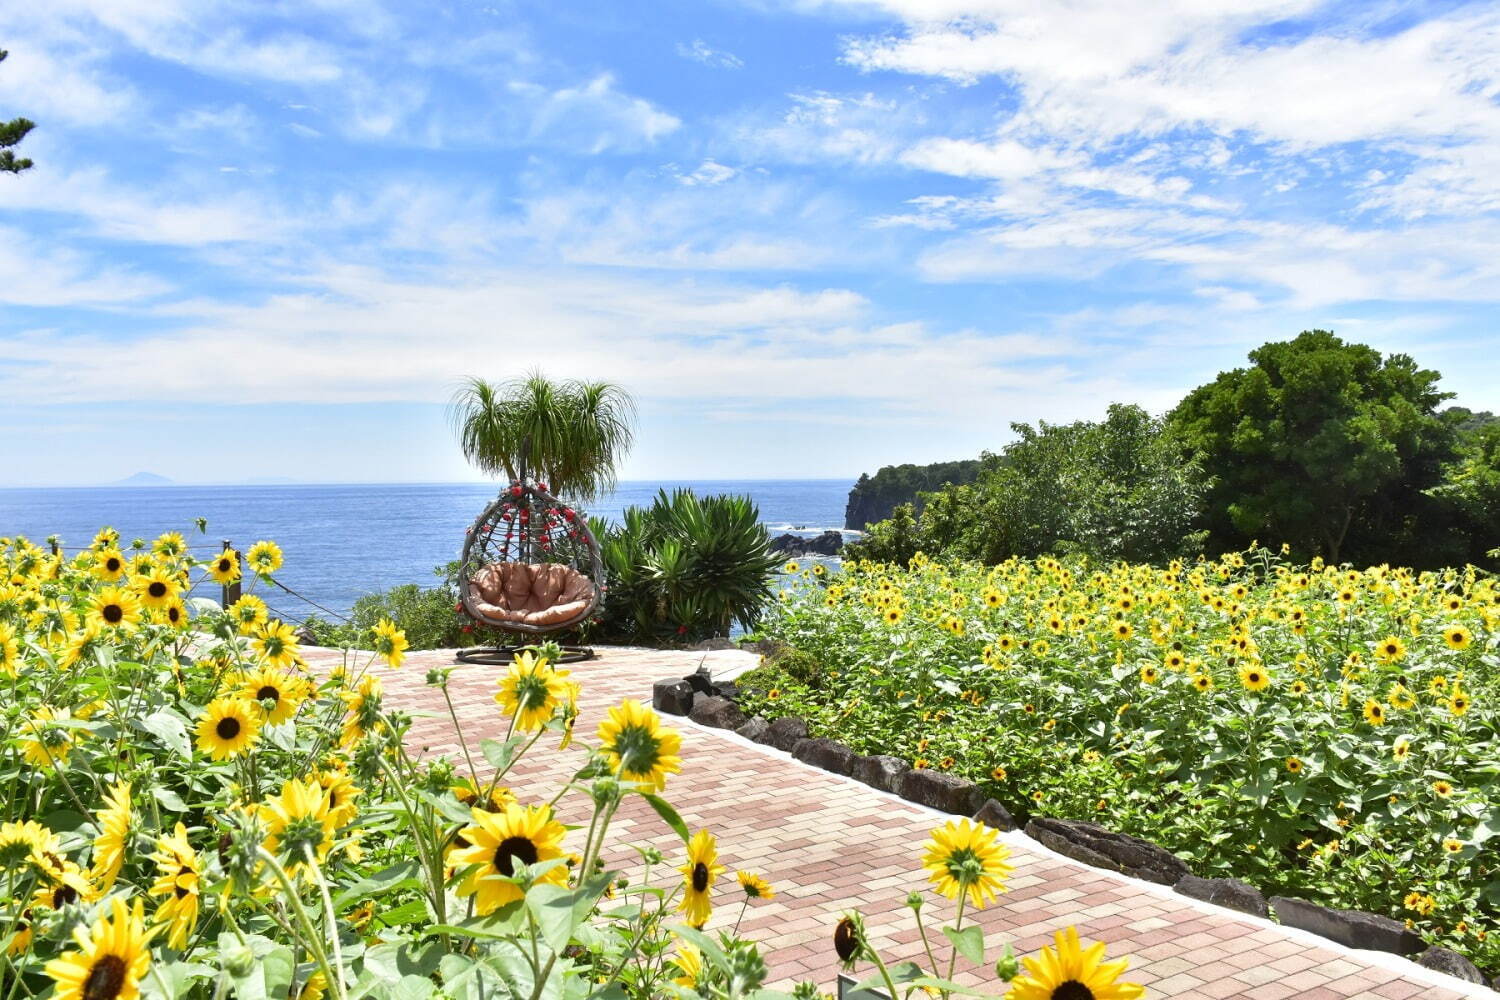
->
[[455, 644, 596, 666]]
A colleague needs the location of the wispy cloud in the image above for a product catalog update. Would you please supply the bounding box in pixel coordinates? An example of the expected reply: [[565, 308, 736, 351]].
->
[[677, 39, 744, 69]]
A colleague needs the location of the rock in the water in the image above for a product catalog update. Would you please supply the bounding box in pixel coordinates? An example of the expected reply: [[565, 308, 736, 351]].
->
[[792, 738, 855, 775], [851, 754, 910, 794], [652, 679, 694, 716], [1174, 875, 1268, 919], [689, 695, 747, 730], [899, 769, 984, 815], [1269, 897, 1425, 955], [1417, 946, 1485, 983], [768, 530, 844, 557], [1025, 818, 1191, 885], [973, 799, 1016, 832], [762, 716, 809, 752], [736, 717, 770, 742]]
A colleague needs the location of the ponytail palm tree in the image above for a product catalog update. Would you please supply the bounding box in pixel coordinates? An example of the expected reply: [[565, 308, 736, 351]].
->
[[449, 373, 636, 502]]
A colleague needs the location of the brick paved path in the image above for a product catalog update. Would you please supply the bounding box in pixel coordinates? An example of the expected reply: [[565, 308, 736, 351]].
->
[[307, 646, 1485, 1000]]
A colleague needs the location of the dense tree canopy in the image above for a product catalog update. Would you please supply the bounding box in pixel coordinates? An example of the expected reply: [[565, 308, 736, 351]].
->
[[844, 459, 981, 529], [1168, 331, 1456, 565]]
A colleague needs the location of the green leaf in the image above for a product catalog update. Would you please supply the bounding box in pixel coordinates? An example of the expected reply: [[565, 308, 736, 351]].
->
[[136, 709, 191, 759], [332, 860, 422, 910], [481, 736, 528, 772], [526, 876, 611, 953], [640, 792, 690, 843], [152, 786, 189, 813], [942, 924, 985, 966]]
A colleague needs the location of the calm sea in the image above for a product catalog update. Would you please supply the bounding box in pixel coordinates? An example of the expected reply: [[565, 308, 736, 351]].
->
[[0, 481, 852, 621]]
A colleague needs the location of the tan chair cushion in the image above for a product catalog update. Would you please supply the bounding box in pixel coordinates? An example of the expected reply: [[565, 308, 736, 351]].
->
[[469, 562, 594, 625]]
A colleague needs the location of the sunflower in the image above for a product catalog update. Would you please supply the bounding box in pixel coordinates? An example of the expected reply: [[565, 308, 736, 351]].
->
[[340, 675, 383, 747], [92, 548, 127, 582], [151, 532, 186, 557], [316, 769, 362, 828], [87, 587, 141, 633], [260, 778, 338, 876], [1004, 926, 1143, 1000], [676, 829, 726, 928], [195, 697, 261, 761], [205, 550, 241, 585], [371, 619, 409, 669], [1393, 738, 1411, 760], [1237, 664, 1271, 692], [1433, 779, 1454, 798], [1387, 684, 1416, 711], [448, 803, 567, 914], [597, 699, 683, 792], [1443, 625, 1472, 650], [1449, 691, 1472, 717], [0, 819, 55, 870], [252, 621, 301, 670], [45, 897, 154, 1000], [1285, 757, 1303, 774], [495, 652, 571, 731], [91, 782, 133, 893], [239, 667, 305, 726], [1363, 700, 1387, 726], [1443, 838, 1464, 855], [228, 595, 270, 635], [22, 706, 74, 769], [246, 540, 284, 575], [1374, 636, 1406, 663], [148, 822, 201, 949], [922, 817, 1013, 909], [991, 765, 1008, 781], [1112, 622, 1133, 641], [883, 606, 903, 625], [833, 913, 863, 966], [670, 942, 703, 988], [1138, 666, 1159, 684], [1289, 680, 1309, 697], [738, 871, 774, 900], [157, 600, 189, 630], [132, 568, 177, 610]]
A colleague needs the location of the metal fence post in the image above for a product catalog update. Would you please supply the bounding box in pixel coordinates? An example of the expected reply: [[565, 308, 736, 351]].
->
[[222, 539, 242, 608]]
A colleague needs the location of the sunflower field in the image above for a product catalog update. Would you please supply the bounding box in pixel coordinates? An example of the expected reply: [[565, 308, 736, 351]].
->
[[748, 547, 1500, 973], [0, 526, 795, 1000]]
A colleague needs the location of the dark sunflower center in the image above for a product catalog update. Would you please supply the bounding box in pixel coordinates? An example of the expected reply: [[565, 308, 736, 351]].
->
[[106, 559, 120, 572], [216, 717, 242, 740], [168, 607, 182, 622], [103, 604, 123, 624], [53, 884, 78, 907], [692, 862, 709, 892], [148, 582, 167, 598], [257, 686, 280, 703], [833, 919, 859, 961], [218, 559, 231, 572], [1051, 982, 1093, 1000], [82, 954, 128, 1000], [494, 836, 538, 876]]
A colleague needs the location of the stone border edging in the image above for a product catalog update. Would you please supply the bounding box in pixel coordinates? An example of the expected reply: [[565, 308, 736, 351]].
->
[[652, 671, 1496, 993]]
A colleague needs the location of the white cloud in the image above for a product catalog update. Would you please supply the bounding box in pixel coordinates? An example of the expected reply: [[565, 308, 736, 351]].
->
[[677, 39, 744, 69], [525, 76, 681, 154], [677, 160, 738, 186], [0, 226, 172, 307]]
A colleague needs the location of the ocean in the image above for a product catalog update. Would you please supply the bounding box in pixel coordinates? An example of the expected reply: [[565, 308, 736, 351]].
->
[[0, 481, 853, 622]]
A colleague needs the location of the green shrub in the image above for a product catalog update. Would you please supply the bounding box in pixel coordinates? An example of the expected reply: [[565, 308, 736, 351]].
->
[[593, 489, 778, 643]]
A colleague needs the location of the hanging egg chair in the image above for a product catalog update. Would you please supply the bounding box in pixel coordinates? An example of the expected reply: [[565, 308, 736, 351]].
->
[[456, 478, 603, 665]]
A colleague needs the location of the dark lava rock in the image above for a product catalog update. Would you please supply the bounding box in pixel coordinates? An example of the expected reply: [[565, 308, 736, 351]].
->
[[899, 769, 984, 815], [1417, 946, 1485, 983], [792, 738, 855, 775], [295, 624, 320, 646], [713, 680, 739, 701], [652, 679, 693, 716], [762, 716, 809, 752], [736, 717, 770, 742], [1026, 818, 1191, 886], [851, 754, 910, 794], [689, 638, 737, 651], [1174, 875, 1268, 919], [973, 799, 1016, 832], [769, 530, 844, 557], [685, 670, 715, 695], [1269, 897, 1425, 955], [689, 695, 747, 730]]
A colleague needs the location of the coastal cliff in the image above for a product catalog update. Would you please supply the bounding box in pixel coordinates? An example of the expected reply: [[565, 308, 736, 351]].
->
[[844, 459, 982, 530]]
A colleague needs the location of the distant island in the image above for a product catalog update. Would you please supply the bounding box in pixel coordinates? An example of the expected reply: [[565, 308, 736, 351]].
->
[[113, 471, 174, 486], [844, 459, 982, 529]]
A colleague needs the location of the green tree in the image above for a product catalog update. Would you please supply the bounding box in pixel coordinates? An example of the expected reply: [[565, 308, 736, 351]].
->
[[1170, 331, 1456, 565], [1432, 423, 1500, 564], [0, 50, 35, 174], [847, 404, 1205, 565], [449, 371, 635, 501]]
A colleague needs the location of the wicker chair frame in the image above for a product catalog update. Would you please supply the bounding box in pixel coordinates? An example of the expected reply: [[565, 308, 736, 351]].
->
[[455, 478, 603, 665]]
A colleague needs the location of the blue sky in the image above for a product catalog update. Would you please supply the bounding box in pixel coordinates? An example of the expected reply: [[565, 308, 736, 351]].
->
[[1, 0, 1498, 485]]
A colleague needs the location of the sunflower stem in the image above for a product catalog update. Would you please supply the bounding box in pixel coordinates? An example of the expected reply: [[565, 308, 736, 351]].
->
[[256, 847, 342, 1000], [303, 844, 348, 1000]]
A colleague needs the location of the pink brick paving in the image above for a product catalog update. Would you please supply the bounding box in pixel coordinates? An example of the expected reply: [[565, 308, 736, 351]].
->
[[305, 646, 1487, 999]]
